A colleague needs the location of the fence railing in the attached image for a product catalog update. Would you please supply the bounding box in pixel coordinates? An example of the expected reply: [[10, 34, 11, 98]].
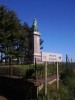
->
[[0, 66, 21, 77], [0, 62, 72, 78]]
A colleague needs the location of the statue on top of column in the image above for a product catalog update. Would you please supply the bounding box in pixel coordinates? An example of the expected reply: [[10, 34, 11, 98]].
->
[[31, 18, 38, 32]]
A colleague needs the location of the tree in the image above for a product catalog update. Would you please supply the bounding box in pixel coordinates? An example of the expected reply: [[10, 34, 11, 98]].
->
[[15, 22, 30, 64], [0, 5, 21, 64], [40, 39, 44, 49]]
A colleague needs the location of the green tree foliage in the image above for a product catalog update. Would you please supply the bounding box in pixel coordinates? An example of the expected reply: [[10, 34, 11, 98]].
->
[[0, 5, 30, 64], [0, 5, 22, 64], [40, 38, 44, 49]]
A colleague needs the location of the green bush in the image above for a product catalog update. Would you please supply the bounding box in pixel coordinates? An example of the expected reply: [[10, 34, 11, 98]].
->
[[0, 63, 57, 78], [12, 64, 35, 78]]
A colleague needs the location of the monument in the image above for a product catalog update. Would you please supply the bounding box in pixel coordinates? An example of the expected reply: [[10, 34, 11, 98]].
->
[[30, 19, 62, 64], [30, 19, 41, 64]]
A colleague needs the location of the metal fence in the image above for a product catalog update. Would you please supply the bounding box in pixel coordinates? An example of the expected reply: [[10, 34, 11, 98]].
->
[[0, 62, 73, 78], [0, 66, 21, 77]]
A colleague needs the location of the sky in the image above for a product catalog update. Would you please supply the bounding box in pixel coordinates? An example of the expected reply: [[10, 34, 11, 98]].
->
[[0, 0, 75, 62]]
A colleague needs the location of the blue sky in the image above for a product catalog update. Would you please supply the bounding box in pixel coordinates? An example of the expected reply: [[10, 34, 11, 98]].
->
[[0, 0, 75, 62]]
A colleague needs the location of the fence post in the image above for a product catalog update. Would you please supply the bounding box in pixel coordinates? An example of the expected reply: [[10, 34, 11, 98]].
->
[[66, 54, 68, 69], [35, 58, 37, 80], [56, 62, 59, 89]]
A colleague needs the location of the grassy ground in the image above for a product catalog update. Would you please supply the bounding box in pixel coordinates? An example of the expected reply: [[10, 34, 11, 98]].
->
[[37, 66, 75, 100]]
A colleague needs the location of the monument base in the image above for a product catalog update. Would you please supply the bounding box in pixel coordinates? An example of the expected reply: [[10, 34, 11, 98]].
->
[[33, 53, 42, 64]]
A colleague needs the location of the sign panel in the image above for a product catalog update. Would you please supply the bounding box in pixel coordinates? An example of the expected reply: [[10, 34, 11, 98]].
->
[[42, 52, 62, 62]]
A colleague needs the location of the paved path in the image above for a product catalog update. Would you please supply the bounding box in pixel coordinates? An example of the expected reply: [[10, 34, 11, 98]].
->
[[27, 74, 57, 87], [38, 74, 57, 84]]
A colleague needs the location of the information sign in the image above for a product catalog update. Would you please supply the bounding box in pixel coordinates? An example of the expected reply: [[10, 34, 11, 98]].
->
[[42, 52, 62, 62]]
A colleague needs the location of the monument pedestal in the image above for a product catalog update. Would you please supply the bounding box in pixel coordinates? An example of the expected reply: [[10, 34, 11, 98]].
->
[[33, 53, 42, 64]]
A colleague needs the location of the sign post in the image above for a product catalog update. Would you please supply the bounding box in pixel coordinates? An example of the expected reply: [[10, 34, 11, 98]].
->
[[45, 62, 47, 96], [41, 52, 62, 94], [56, 62, 59, 89]]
